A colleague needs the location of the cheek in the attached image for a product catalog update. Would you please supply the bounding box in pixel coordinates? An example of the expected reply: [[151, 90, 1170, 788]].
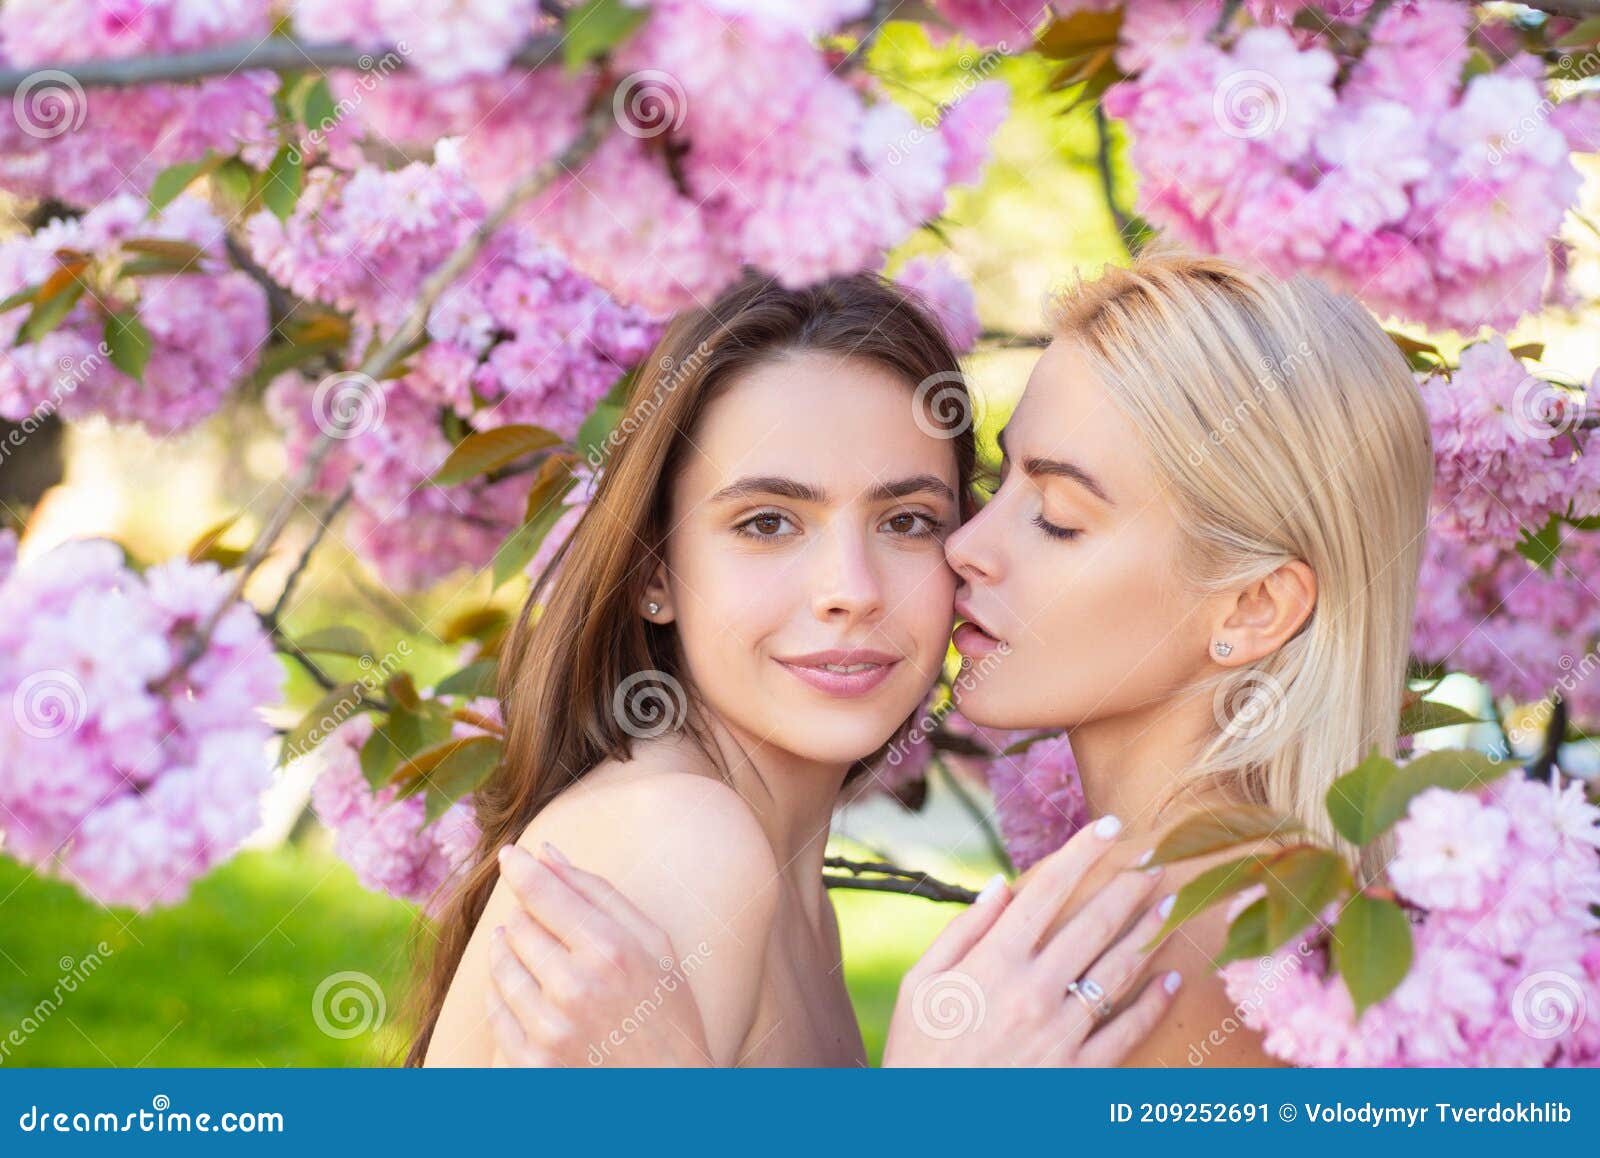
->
[[885, 551, 958, 667]]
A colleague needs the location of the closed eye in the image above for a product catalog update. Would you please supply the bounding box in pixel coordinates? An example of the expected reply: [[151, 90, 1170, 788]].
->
[[1032, 513, 1081, 541]]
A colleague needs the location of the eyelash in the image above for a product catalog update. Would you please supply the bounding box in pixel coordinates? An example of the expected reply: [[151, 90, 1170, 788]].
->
[[1032, 512, 1081, 541], [731, 510, 946, 541]]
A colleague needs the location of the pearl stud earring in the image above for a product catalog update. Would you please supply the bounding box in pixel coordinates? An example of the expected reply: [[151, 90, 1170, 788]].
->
[[647, 601, 661, 615], [1213, 640, 1233, 658]]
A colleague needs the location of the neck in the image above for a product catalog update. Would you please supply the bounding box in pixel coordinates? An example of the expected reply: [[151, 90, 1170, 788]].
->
[[1067, 684, 1228, 838], [691, 710, 848, 886]]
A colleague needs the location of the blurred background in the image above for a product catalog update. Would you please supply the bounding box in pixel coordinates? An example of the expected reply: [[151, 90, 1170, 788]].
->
[[3, 24, 1598, 1067]]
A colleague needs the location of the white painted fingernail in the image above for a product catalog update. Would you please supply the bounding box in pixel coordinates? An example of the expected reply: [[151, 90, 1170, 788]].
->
[[976, 873, 1008, 904], [1158, 893, 1177, 919], [1134, 848, 1154, 867], [1093, 814, 1123, 839], [1163, 970, 1183, 994]]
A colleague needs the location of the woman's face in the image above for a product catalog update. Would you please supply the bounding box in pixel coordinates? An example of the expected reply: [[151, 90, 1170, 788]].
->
[[660, 351, 961, 767], [945, 339, 1214, 731]]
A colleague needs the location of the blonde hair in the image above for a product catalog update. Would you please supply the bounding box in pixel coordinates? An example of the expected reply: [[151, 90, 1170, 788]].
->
[[1047, 249, 1433, 853]]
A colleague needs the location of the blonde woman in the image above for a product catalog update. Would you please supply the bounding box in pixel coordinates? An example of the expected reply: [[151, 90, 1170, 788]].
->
[[473, 252, 1434, 1067]]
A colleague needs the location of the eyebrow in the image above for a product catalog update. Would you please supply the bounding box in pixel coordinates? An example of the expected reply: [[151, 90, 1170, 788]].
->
[[996, 427, 1115, 506], [707, 473, 957, 506]]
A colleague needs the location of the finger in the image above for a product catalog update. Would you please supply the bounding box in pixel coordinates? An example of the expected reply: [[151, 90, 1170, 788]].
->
[[1060, 889, 1177, 1004], [490, 928, 585, 1038], [498, 843, 630, 956], [1033, 865, 1165, 985], [485, 957, 552, 1067], [991, 816, 1125, 951], [500, 905, 566, 977], [1076, 971, 1182, 1066], [538, 844, 669, 953], [908, 873, 1012, 977]]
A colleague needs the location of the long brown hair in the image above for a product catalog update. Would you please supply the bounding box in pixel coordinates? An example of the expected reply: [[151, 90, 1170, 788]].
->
[[403, 270, 977, 1064]]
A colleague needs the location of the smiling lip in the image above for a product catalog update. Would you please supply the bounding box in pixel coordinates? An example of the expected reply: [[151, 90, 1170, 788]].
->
[[774, 649, 900, 698], [952, 598, 1005, 658]]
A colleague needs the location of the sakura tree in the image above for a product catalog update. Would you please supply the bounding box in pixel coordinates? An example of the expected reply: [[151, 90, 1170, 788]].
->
[[0, 0, 1597, 1066]]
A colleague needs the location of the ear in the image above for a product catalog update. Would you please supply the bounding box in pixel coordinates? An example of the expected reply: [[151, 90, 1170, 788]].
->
[[640, 558, 675, 625], [1207, 560, 1316, 666]]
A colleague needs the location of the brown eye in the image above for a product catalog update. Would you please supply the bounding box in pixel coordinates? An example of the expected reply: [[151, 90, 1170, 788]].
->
[[751, 514, 784, 535], [887, 513, 917, 534]]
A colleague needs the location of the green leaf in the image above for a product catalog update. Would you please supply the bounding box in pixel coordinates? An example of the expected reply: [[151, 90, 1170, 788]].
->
[[1261, 846, 1350, 948], [1035, 8, 1122, 59], [562, 0, 649, 70], [418, 736, 502, 822], [15, 276, 86, 346], [1329, 747, 1518, 846], [1461, 47, 1495, 83], [103, 311, 152, 383], [491, 499, 570, 591], [302, 77, 338, 133], [1332, 891, 1414, 1016], [1146, 804, 1303, 865], [1325, 746, 1401, 846], [1398, 697, 1484, 737], [212, 158, 256, 211], [279, 681, 369, 765], [1214, 896, 1270, 967], [435, 659, 499, 700], [186, 512, 243, 565], [0, 283, 38, 314], [1517, 514, 1563, 572], [1383, 748, 1519, 822], [360, 699, 454, 790], [576, 401, 624, 464], [432, 424, 562, 486], [1147, 854, 1270, 947], [1557, 16, 1600, 48], [259, 145, 304, 222], [294, 625, 374, 659], [147, 153, 218, 211], [390, 734, 500, 799]]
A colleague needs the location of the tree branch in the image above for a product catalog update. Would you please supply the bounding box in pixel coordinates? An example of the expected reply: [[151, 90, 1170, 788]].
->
[[823, 856, 979, 903], [153, 93, 615, 692], [0, 34, 563, 92]]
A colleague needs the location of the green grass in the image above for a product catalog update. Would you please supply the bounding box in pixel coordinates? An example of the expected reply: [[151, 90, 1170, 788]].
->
[[0, 843, 941, 1067]]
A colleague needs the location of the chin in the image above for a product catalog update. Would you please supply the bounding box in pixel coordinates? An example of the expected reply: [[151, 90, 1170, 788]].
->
[[951, 679, 1055, 731]]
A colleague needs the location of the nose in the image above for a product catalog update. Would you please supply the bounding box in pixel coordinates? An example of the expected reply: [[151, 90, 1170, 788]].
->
[[945, 491, 1002, 585], [810, 522, 884, 625]]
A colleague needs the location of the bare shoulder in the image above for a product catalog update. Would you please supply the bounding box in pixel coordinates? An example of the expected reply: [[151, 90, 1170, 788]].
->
[[524, 764, 781, 910], [424, 756, 779, 1067], [1122, 844, 1286, 1069]]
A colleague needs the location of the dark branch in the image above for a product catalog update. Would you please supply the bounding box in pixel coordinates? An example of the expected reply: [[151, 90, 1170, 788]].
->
[[823, 855, 979, 903]]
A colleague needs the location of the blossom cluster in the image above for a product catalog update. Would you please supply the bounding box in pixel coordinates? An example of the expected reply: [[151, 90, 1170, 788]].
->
[[253, 149, 658, 590], [0, 529, 284, 909], [0, 194, 270, 432], [0, 0, 278, 206], [1222, 770, 1600, 1067], [308, 695, 491, 914], [1105, 0, 1592, 332]]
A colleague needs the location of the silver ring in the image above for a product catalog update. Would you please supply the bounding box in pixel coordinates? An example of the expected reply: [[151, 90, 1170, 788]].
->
[[1066, 977, 1112, 1020]]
